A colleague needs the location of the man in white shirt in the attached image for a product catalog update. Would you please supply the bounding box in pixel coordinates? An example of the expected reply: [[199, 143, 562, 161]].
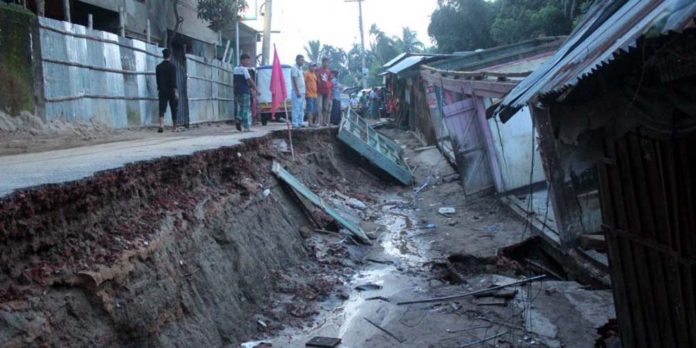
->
[[290, 54, 306, 128]]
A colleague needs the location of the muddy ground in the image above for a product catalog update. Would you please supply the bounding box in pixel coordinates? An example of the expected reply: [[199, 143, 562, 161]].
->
[[0, 125, 614, 347]]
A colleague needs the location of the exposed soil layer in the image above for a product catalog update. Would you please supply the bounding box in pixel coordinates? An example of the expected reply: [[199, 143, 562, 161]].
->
[[0, 129, 383, 347]]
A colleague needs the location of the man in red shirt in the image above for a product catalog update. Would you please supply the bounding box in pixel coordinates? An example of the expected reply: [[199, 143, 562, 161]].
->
[[315, 57, 333, 126]]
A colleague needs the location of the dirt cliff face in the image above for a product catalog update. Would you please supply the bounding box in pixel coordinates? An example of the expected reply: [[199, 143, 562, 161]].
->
[[0, 129, 359, 346]]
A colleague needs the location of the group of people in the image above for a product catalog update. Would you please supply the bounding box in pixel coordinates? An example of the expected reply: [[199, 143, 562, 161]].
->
[[357, 87, 385, 119], [155, 49, 345, 133], [291, 54, 343, 128], [156, 49, 259, 133]]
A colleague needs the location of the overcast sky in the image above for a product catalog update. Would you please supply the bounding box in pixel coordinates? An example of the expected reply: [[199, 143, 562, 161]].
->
[[244, 0, 439, 64]]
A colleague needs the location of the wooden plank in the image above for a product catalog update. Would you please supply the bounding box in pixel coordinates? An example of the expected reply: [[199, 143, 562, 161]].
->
[[598, 157, 636, 348], [606, 139, 649, 347], [530, 106, 584, 247], [616, 139, 663, 347], [627, 135, 657, 240]]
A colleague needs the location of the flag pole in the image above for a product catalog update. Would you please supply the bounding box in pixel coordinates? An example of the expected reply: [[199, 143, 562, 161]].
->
[[284, 99, 295, 161]]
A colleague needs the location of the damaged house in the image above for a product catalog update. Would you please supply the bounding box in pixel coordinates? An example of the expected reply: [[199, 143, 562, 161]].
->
[[496, 1, 696, 346]]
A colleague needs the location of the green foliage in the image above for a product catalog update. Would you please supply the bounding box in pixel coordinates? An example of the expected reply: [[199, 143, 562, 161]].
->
[[428, 0, 493, 53], [306, 24, 425, 87], [0, 3, 36, 115], [428, 0, 593, 53], [197, 0, 248, 31], [393, 27, 425, 54]]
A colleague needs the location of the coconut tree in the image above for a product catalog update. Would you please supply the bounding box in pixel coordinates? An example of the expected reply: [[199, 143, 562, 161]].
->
[[304, 40, 322, 64], [394, 27, 424, 53]]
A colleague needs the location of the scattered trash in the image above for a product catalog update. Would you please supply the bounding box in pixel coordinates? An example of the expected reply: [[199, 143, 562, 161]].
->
[[363, 317, 406, 343], [473, 288, 517, 299], [438, 207, 456, 216], [262, 189, 271, 198], [472, 297, 508, 306], [365, 296, 390, 302], [365, 258, 394, 265], [256, 319, 267, 328], [305, 336, 342, 348], [484, 223, 502, 232], [460, 331, 509, 347], [426, 223, 437, 230], [354, 283, 383, 291], [397, 275, 546, 305]]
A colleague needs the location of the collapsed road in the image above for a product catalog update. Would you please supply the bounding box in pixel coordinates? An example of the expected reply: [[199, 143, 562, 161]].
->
[[0, 126, 615, 347]]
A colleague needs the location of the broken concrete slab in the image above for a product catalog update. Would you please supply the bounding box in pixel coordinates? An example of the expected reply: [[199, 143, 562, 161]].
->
[[272, 161, 371, 244], [337, 111, 413, 185]]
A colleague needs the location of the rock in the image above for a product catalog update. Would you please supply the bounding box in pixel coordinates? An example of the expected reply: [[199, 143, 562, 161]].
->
[[346, 198, 367, 210], [299, 226, 313, 239], [271, 139, 289, 153], [0, 111, 17, 132]]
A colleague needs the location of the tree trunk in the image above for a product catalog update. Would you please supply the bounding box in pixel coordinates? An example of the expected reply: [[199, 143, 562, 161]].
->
[[168, 0, 183, 49]]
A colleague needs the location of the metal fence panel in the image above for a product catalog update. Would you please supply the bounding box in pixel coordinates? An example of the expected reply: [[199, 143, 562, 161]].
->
[[185, 54, 234, 124], [38, 17, 159, 128]]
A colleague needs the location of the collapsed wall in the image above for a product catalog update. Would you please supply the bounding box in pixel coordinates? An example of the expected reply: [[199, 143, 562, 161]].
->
[[0, 130, 351, 346]]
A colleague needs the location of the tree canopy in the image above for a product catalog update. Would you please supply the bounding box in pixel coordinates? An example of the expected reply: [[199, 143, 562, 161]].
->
[[428, 0, 593, 53], [197, 0, 248, 31], [304, 25, 430, 87]]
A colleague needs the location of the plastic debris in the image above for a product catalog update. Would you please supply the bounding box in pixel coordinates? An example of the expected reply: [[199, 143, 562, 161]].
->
[[438, 207, 456, 215]]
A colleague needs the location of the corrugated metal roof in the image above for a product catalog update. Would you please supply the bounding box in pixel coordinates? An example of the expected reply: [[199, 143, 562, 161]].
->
[[497, 0, 696, 121], [387, 56, 429, 74], [383, 53, 410, 68]]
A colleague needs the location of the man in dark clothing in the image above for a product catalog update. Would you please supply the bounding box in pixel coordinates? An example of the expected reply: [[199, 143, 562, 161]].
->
[[233, 53, 258, 132], [155, 48, 179, 132]]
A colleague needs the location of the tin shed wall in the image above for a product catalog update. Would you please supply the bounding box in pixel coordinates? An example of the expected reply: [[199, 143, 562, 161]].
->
[[599, 132, 696, 348]]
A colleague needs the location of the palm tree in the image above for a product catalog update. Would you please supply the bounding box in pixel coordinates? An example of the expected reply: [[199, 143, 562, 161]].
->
[[369, 24, 398, 65], [304, 40, 322, 64], [394, 27, 424, 53]]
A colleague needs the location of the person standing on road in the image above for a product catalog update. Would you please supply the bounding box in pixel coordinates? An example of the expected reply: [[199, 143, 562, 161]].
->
[[233, 53, 258, 132], [330, 70, 343, 125], [315, 57, 333, 126], [155, 48, 178, 133], [290, 54, 306, 128], [369, 87, 379, 119], [304, 63, 319, 126]]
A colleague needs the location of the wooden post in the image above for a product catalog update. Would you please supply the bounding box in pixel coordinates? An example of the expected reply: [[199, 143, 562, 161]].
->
[[88, 14, 93, 30], [530, 104, 584, 248], [119, 7, 125, 37], [36, 0, 45, 16], [473, 93, 505, 192], [63, 0, 71, 22], [146, 19, 151, 43]]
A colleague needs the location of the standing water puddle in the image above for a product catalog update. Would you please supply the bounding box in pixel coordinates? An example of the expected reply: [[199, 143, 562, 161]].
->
[[244, 197, 434, 347]]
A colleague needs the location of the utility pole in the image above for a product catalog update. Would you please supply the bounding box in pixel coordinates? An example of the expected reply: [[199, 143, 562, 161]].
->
[[63, 0, 71, 22], [346, 0, 367, 88], [262, 0, 273, 65]]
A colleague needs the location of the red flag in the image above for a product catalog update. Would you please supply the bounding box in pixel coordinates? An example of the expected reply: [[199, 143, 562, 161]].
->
[[270, 45, 287, 118]]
